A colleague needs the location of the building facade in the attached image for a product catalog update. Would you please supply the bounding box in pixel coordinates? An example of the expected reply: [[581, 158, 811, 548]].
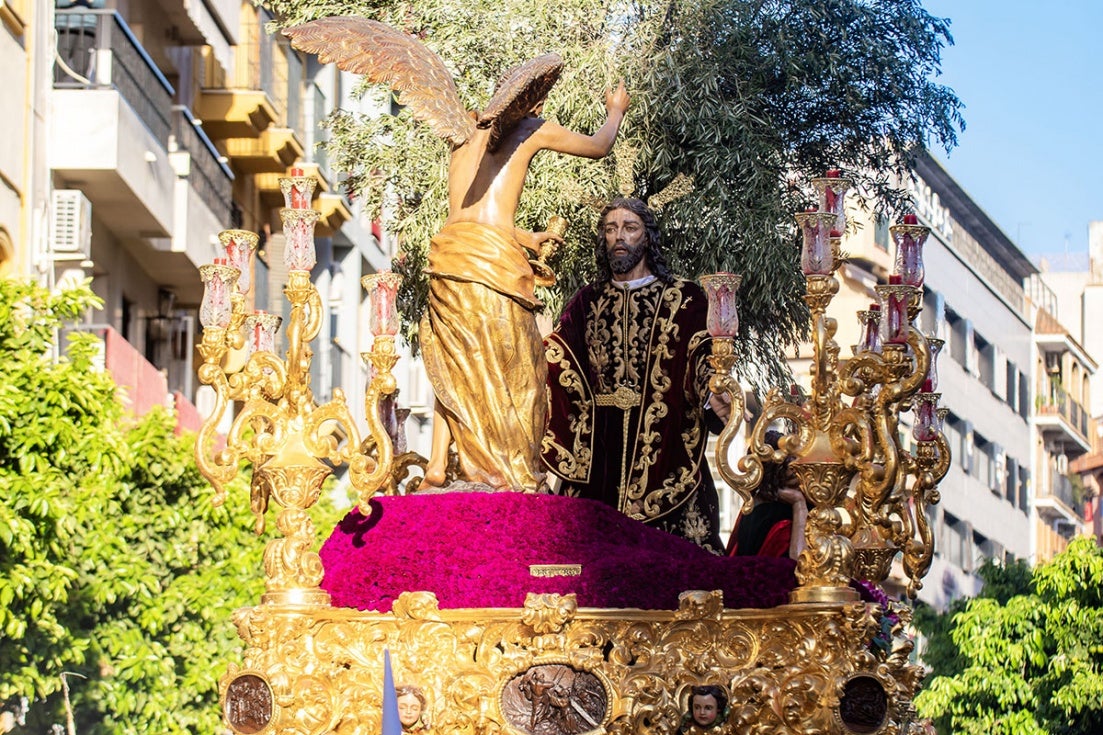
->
[[1033, 221, 1103, 550], [1, 0, 434, 459]]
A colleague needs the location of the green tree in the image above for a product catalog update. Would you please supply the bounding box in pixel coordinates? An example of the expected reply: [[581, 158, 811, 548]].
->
[[914, 537, 1103, 735], [0, 279, 267, 734], [264, 0, 961, 387], [913, 556, 1033, 680]]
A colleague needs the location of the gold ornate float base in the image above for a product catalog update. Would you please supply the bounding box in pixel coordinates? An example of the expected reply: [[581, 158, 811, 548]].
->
[[221, 592, 922, 735]]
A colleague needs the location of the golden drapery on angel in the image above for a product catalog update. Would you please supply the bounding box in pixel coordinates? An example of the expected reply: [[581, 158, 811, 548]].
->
[[287, 17, 629, 491]]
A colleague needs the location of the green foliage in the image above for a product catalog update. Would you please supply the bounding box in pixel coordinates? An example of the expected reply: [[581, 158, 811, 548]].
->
[[0, 279, 267, 734], [265, 0, 961, 391], [915, 538, 1103, 735], [912, 557, 1033, 689]]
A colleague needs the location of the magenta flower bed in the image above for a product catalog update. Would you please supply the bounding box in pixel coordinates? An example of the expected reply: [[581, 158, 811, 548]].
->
[[320, 493, 797, 612]]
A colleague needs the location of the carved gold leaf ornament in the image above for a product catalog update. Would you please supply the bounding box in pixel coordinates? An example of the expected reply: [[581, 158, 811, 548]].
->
[[220, 592, 920, 735]]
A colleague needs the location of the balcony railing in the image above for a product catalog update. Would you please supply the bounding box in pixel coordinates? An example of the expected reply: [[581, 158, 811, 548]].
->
[[1042, 471, 1080, 515], [171, 106, 234, 224], [233, 13, 287, 122], [55, 9, 174, 145], [1037, 385, 1090, 440]]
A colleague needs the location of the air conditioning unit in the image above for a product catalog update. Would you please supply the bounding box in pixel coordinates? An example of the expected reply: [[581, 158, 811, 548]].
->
[[50, 189, 92, 261]]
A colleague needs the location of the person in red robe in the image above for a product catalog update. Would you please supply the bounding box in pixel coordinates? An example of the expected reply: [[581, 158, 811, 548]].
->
[[725, 430, 808, 559], [542, 197, 729, 552]]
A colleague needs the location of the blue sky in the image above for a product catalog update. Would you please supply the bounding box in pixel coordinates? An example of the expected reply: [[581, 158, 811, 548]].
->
[[920, 0, 1103, 263]]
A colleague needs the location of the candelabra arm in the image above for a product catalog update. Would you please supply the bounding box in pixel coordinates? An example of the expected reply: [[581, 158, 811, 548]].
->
[[726, 391, 813, 513], [809, 313, 842, 430], [196, 329, 242, 505], [899, 326, 931, 398], [804, 275, 841, 431], [227, 401, 286, 471], [221, 294, 250, 374], [837, 351, 884, 398], [902, 431, 951, 596], [352, 336, 400, 508], [708, 338, 747, 505], [303, 282, 324, 343], [826, 405, 875, 472], [229, 351, 288, 403], [858, 374, 904, 513], [282, 271, 322, 407]]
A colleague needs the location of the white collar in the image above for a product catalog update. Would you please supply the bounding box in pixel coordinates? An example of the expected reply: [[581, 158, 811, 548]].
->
[[610, 274, 658, 290]]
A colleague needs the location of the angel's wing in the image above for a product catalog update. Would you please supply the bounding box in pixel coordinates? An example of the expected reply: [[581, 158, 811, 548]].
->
[[284, 17, 475, 146], [477, 54, 563, 152]]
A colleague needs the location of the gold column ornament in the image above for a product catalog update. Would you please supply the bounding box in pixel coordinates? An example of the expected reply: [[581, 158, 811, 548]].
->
[[195, 169, 407, 606], [709, 173, 951, 602]]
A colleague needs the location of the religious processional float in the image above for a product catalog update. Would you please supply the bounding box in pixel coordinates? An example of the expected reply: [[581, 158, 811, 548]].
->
[[193, 16, 949, 735]]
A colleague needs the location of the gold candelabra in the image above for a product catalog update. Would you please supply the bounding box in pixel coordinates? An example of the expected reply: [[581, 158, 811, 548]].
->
[[707, 173, 951, 602], [195, 169, 408, 606]]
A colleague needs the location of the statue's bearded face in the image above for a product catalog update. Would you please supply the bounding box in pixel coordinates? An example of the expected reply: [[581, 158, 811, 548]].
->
[[603, 208, 647, 274]]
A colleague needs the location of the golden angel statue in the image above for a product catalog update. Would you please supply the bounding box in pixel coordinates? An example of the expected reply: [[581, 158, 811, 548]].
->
[[286, 18, 630, 492]]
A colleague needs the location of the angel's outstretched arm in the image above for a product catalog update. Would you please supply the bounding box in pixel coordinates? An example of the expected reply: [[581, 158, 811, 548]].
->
[[530, 81, 629, 159]]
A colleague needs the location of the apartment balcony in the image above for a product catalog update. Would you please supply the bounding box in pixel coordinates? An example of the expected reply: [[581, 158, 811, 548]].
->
[[195, 11, 289, 143], [195, 88, 278, 140], [315, 193, 353, 237], [160, 106, 235, 303], [1035, 386, 1091, 454], [1, 0, 26, 36], [51, 9, 176, 239], [222, 128, 303, 174], [1035, 516, 1080, 563], [150, 0, 240, 76], [72, 324, 199, 432], [1035, 470, 1085, 527]]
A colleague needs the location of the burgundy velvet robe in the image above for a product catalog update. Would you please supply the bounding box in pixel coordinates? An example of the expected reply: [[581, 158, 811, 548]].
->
[[542, 278, 723, 552]]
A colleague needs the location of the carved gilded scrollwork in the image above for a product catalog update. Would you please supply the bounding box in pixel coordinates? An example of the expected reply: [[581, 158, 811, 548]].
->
[[220, 593, 924, 735], [710, 199, 949, 600], [196, 192, 403, 605]]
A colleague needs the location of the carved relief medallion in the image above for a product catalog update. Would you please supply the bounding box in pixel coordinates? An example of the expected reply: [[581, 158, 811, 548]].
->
[[225, 673, 273, 734], [501, 663, 608, 735]]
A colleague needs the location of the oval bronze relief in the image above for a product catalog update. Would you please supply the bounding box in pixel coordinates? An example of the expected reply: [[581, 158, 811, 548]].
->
[[225, 673, 273, 734], [501, 663, 608, 735]]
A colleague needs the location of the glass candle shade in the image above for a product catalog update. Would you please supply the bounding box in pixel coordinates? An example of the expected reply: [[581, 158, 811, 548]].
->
[[811, 173, 852, 235], [890, 222, 930, 288], [795, 211, 837, 276], [362, 271, 403, 337], [913, 390, 940, 442], [199, 262, 240, 329], [280, 173, 317, 210], [245, 311, 282, 356], [281, 208, 320, 271], [857, 304, 882, 353], [926, 337, 944, 391], [877, 283, 911, 344], [218, 229, 259, 296], [700, 272, 742, 338], [936, 407, 949, 433]]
